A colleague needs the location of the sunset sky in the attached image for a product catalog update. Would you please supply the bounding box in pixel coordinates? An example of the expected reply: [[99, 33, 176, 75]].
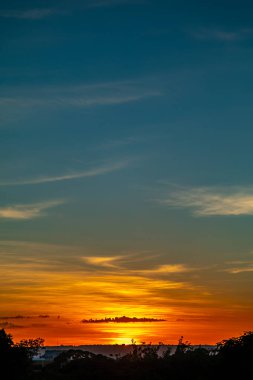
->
[[1, 0, 253, 346]]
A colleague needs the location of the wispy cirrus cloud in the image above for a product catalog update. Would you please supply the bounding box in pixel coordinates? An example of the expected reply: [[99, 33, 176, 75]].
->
[[0, 93, 156, 108], [0, 81, 161, 109], [0, 81, 161, 124], [192, 27, 253, 42], [82, 256, 124, 268], [160, 186, 253, 216], [0, 160, 129, 186], [138, 264, 195, 275], [0, 241, 207, 326], [0, 8, 64, 20], [0, 200, 64, 220], [81, 254, 198, 278], [0, 0, 144, 19], [224, 260, 253, 274]]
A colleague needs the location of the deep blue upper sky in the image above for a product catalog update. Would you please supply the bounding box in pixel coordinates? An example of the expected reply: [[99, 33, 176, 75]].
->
[[1, 0, 253, 259]]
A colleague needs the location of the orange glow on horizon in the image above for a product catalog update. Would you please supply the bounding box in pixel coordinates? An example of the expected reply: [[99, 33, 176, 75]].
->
[[4, 314, 253, 347], [1, 242, 253, 346]]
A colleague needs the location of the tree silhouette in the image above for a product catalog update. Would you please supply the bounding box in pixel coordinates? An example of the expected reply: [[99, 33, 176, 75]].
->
[[1, 329, 253, 380], [0, 329, 44, 379], [0, 329, 13, 353], [16, 337, 44, 359], [215, 331, 253, 378], [174, 336, 192, 355]]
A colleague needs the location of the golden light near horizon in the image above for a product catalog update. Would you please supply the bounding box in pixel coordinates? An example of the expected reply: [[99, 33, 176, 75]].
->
[[1, 241, 253, 346], [100, 323, 165, 345]]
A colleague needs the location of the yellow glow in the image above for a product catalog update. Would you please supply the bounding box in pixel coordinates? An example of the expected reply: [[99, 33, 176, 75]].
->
[[1, 242, 253, 345], [82, 256, 123, 267]]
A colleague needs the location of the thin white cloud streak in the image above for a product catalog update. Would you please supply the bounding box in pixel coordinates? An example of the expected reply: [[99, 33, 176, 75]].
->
[[192, 28, 253, 42], [0, 82, 161, 110], [0, 9, 64, 19], [0, 200, 64, 220], [0, 1, 145, 19], [161, 187, 253, 216], [0, 160, 129, 186], [0, 92, 159, 108]]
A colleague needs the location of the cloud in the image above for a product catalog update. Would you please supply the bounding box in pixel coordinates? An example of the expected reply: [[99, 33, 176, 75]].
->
[[138, 264, 195, 275], [0, 160, 129, 186], [192, 28, 253, 42], [0, 93, 157, 108], [0, 240, 218, 343], [161, 186, 253, 216], [81, 254, 197, 278], [81, 316, 165, 323], [0, 240, 251, 344], [0, 81, 161, 110], [224, 260, 253, 274], [0, 315, 28, 320], [0, 1, 144, 19], [0, 200, 64, 220], [0, 315, 50, 320], [0, 8, 64, 20], [0, 322, 25, 329], [0, 81, 161, 125], [82, 256, 124, 268]]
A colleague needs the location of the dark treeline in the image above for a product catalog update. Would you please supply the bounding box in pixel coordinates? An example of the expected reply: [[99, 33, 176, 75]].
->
[[1, 329, 253, 380]]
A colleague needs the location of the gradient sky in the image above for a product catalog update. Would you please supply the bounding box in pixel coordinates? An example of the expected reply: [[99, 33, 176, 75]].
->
[[1, 0, 253, 345]]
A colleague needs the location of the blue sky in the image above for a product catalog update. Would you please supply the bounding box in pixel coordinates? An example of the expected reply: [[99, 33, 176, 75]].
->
[[1, 0, 253, 343]]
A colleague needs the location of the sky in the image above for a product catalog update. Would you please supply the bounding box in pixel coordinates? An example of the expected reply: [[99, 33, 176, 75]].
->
[[1, 0, 253, 345]]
